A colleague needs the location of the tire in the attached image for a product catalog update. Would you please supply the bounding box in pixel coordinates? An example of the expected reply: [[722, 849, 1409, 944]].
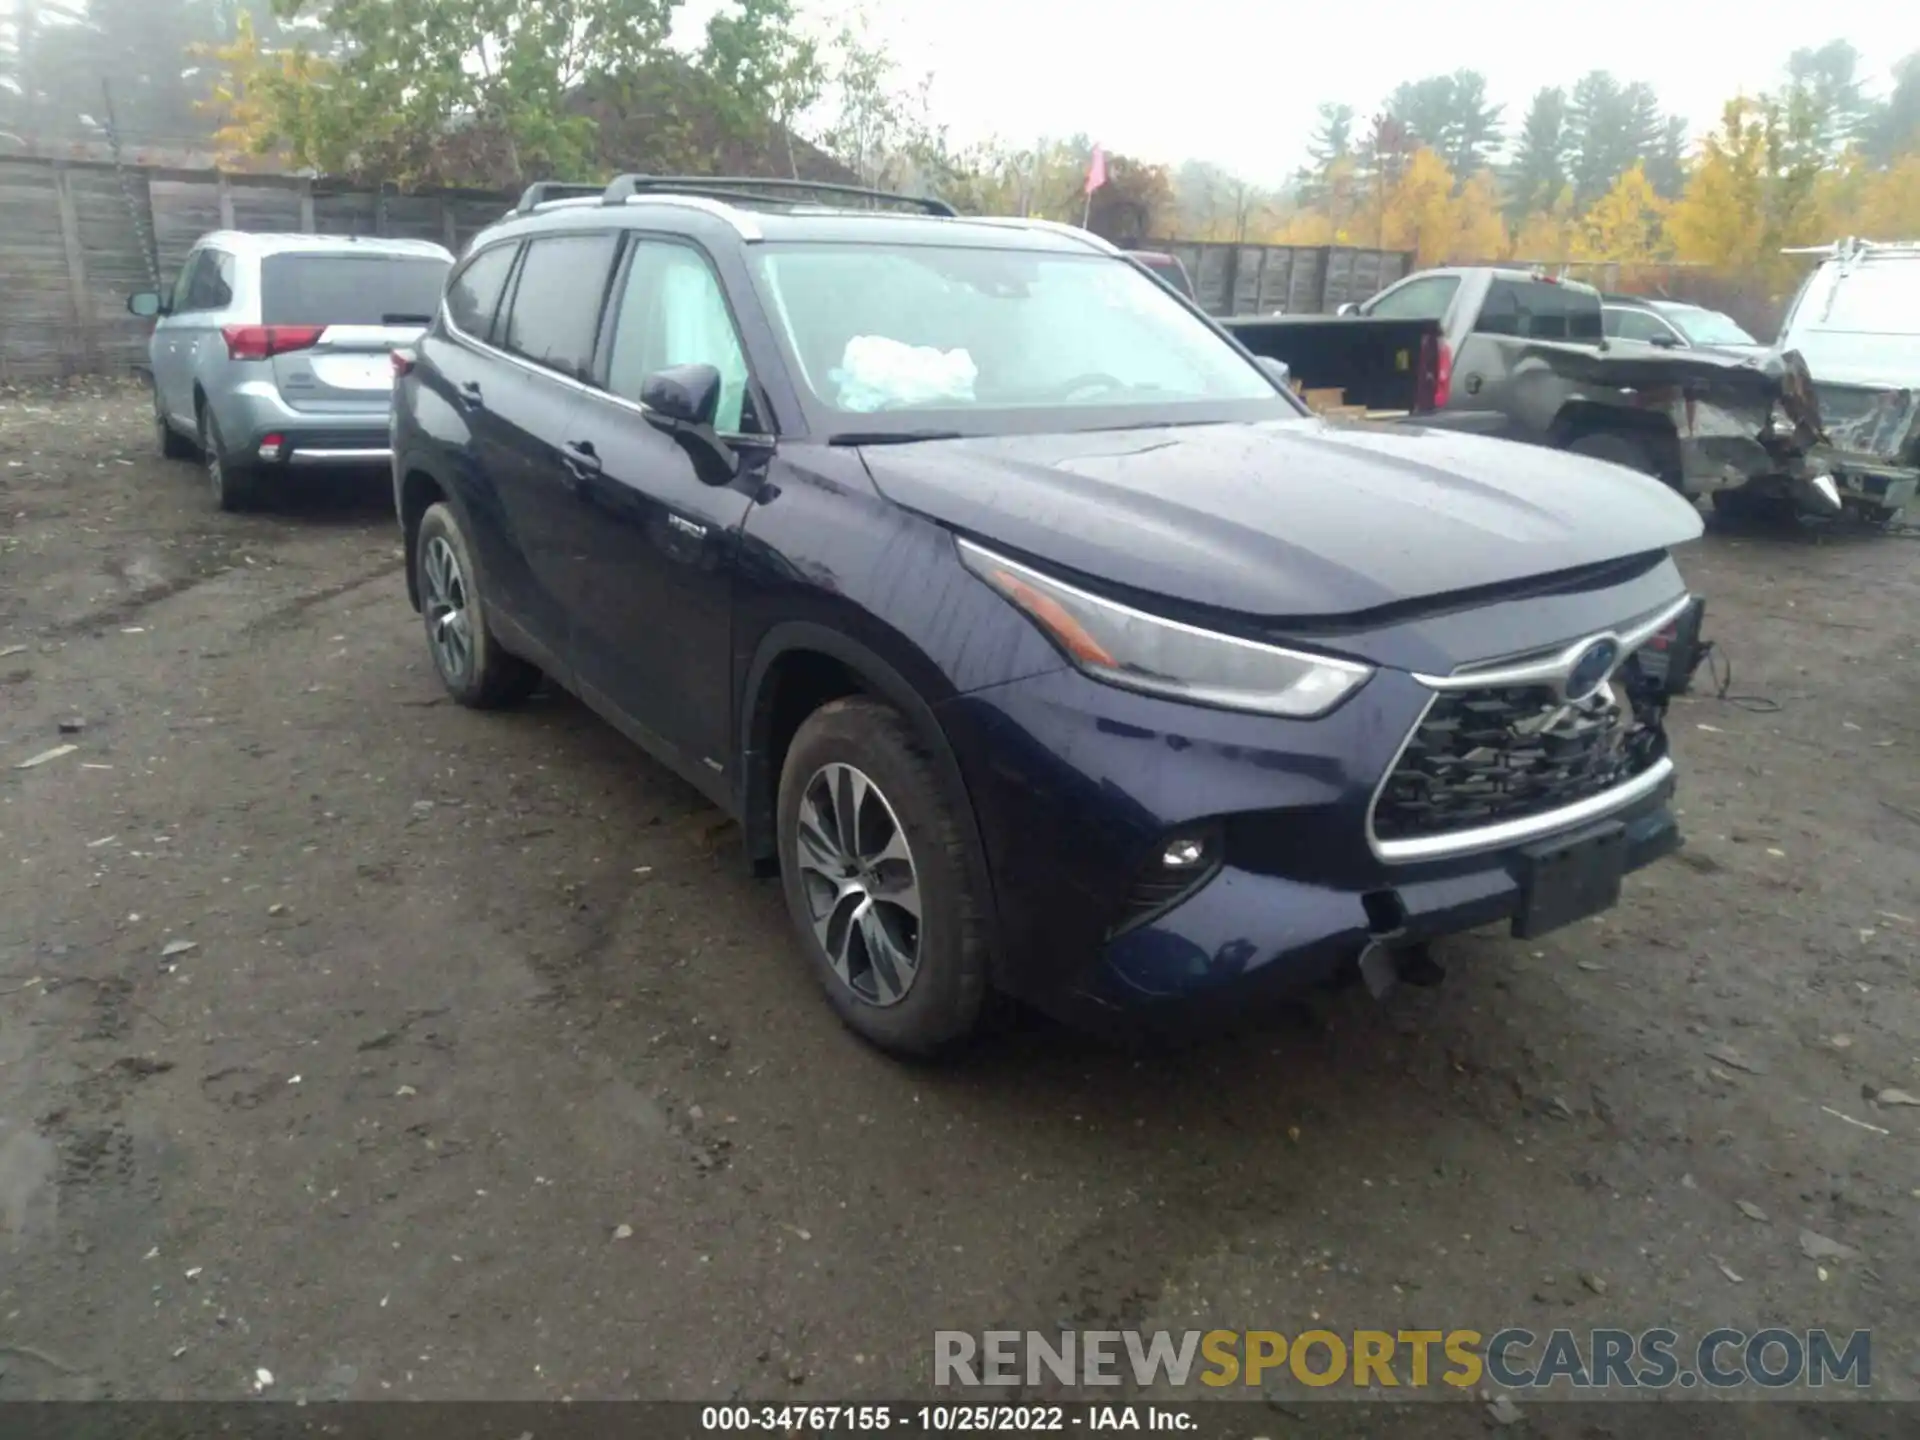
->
[[153, 385, 194, 461], [1565, 429, 1658, 476], [199, 406, 257, 512], [776, 696, 988, 1058], [415, 501, 540, 709]]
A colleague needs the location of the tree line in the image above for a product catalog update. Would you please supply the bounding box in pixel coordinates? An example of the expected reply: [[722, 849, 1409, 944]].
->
[[4, 5, 1916, 298], [1192, 43, 1920, 292]]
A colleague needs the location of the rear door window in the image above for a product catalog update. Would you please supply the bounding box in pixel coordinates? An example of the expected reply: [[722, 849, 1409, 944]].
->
[[260, 254, 451, 326], [1476, 279, 1604, 341], [1366, 275, 1460, 321], [500, 234, 621, 380], [445, 243, 518, 342]]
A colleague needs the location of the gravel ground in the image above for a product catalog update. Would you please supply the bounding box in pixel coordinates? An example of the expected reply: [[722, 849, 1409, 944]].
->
[[2, 384, 1917, 1430]]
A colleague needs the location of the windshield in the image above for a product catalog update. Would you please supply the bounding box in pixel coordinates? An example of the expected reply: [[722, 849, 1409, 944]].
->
[[1667, 307, 1758, 346], [749, 243, 1289, 431]]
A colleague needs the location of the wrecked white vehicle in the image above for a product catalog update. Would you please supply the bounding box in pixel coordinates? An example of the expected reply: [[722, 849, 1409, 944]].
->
[[1765, 238, 1920, 525]]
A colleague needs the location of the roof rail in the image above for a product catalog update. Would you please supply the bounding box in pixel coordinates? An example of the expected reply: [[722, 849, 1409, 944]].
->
[[514, 181, 604, 215], [1782, 236, 1920, 259], [599, 174, 957, 217], [953, 215, 1119, 255]]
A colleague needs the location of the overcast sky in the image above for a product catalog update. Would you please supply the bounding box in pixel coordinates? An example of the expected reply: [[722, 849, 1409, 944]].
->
[[681, 0, 1911, 184]]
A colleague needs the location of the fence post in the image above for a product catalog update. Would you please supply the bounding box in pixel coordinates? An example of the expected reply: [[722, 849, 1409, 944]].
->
[[51, 162, 99, 374], [441, 197, 458, 251], [217, 172, 235, 228], [1217, 244, 1241, 317], [298, 176, 315, 233], [375, 191, 389, 237]]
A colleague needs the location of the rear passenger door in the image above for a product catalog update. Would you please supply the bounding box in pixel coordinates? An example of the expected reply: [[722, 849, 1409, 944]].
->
[[557, 235, 763, 790], [467, 232, 620, 657]]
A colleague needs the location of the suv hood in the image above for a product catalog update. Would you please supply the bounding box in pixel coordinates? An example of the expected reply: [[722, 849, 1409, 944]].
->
[[860, 418, 1703, 620]]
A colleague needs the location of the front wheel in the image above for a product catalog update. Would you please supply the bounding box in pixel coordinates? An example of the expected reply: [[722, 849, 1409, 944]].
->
[[415, 501, 540, 708], [776, 697, 988, 1058]]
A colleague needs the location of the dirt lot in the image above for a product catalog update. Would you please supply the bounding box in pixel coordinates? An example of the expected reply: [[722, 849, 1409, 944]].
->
[[2, 383, 1918, 1426]]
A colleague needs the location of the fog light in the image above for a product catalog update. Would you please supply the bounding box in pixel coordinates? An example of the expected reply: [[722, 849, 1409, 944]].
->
[[257, 433, 286, 462], [1161, 836, 1207, 869]]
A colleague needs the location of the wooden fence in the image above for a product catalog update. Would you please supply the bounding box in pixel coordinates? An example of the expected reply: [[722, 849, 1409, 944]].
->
[[1150, 240, 1417, 317], [0, 156, 512, 384], [0, 154, 1423, 383]]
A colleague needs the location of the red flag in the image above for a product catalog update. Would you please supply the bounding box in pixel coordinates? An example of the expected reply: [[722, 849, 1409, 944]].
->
[[1084, 145, 1108, 196]]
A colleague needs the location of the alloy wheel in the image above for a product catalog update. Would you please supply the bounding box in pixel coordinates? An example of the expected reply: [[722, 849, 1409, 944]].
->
[[421, 534, 474, 684], [794, 762, 923, 1006]]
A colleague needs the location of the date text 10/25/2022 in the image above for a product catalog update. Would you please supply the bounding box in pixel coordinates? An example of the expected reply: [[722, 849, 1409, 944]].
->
[[701, 1406, 1193, 1431]]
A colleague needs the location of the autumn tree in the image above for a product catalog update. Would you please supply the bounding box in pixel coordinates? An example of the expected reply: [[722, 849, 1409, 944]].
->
[[1849, 154, 1920, 237], [1510, 188, 1577, 261], [1573, 163, 1667, 261], [1665, 98, 1773, 274], [1450, 169, 1509, 262]]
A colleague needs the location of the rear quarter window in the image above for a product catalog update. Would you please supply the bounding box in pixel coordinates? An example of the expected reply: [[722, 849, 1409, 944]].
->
[[445, 243, 519, 342], [1476, 279, 1603, 341], [261, 253, 451, 326]]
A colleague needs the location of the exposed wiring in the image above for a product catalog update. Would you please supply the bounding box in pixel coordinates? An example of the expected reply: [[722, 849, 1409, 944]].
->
[[1699, 641, 1780, 714]]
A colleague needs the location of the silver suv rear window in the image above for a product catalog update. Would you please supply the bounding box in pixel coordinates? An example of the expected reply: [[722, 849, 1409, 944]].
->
[[261, 254, 450, 326]]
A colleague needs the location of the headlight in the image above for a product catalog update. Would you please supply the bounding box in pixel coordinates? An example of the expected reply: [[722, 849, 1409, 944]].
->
[[957, 539, 1372, 717]]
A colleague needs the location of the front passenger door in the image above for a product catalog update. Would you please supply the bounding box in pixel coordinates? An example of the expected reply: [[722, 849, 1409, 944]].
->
[[560, 237, 763, 790]]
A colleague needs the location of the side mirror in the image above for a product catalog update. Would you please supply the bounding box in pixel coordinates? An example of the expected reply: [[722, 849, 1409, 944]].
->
[[641, 363, 722, 428], [1255, 356, 1292, 389], [1335, 302, 1358, 317], [640, 363, 737, 483], [128, 291, 164, 319], [1650, 333, 1682, 349]]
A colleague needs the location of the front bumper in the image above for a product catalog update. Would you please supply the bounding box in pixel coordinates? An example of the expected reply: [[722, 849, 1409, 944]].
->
[[938, 663, 1684, 1036], [1091, 778, 1678, 1035]]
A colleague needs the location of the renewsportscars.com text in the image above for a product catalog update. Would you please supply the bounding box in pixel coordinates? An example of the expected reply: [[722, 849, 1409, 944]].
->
[[934, 1328, 1872, 1392]]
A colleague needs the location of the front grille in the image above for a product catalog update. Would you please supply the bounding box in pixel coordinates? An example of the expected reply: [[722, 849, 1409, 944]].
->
[[1372, 672, 1663, 844]]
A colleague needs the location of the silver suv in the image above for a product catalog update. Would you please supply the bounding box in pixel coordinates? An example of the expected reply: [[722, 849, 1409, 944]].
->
[[129, 233, 453, 510]]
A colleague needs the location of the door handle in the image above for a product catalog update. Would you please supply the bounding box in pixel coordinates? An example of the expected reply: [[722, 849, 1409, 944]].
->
[[561, 441, 602, 483], [455, 379, 484, 408]]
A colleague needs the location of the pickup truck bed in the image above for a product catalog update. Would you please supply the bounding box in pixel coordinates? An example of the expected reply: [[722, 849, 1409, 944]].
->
[[1222, 315, 1506, 433]]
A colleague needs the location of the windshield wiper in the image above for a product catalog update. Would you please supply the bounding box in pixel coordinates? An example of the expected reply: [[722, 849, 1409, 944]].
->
[[382, 312, 434, 325], [825, 429, 967, 446]]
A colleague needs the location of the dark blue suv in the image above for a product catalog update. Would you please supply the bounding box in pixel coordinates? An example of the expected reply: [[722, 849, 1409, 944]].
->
[[392, 176, 1710, 1057]]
